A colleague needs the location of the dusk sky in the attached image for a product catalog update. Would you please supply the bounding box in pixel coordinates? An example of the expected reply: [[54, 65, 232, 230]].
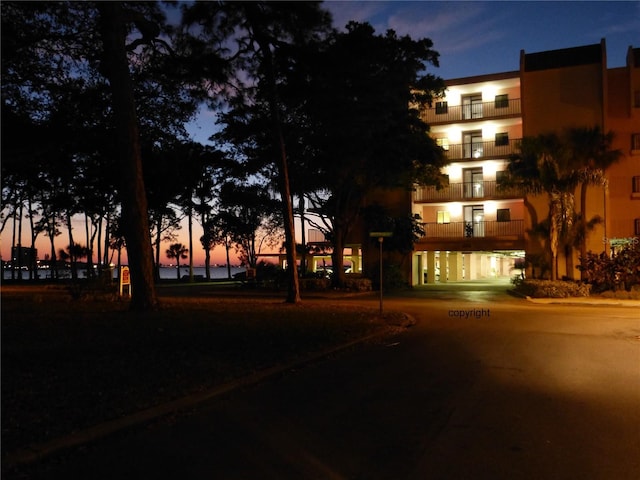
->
[[325, 1, 639, 79], [7, 2, 639, 267]]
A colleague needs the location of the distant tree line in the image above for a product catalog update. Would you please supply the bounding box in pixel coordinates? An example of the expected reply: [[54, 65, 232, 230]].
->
[[1, 1, 446, 310]]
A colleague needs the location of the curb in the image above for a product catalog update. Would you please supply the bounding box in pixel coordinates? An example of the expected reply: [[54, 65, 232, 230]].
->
[[4, 320, 406, 469], [525, 295, 640, 307]]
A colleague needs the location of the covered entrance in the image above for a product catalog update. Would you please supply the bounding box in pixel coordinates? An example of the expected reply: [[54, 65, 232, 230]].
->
[[411, 250, 525, 285]]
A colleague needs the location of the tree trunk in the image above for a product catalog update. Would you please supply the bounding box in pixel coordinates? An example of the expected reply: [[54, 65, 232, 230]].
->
[[579, 182, 589, 280], [226, 239, 232, 280], [66, 212, 77, 281], [98, 2, 158, 311], [154, 217, 162, 282], [247, 19, 300, 303], [299, 196, 307, 275], [11, 206, 17, 280], [331, 223, 347, 288], [188, 204, 194, 282], [28, 197, 38, 280], [204, 246, 211, 281]]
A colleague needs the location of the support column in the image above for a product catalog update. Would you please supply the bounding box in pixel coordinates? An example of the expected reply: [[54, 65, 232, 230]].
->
[[464, 253, 475, 280], [426, 251, 436, 283], [351, 247, 361, 274], [449, 252, 463, 281]]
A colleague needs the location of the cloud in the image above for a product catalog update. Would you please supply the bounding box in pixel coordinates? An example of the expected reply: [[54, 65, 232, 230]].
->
[[325, 1, 390, 30], [384, 2, 508, 54]]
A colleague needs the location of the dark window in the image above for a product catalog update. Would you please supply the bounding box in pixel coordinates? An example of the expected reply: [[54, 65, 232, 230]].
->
[[435, 101, 448, 114], [632, 133, 640, 150], [634, 90, 640, 108], [497, 209, 511, 222], [635, 219, 640, 236], [495, 94, 509, 108], [496, 170, 507, 183], [633, 176, 640, 193], [495, 132, 509, 146]]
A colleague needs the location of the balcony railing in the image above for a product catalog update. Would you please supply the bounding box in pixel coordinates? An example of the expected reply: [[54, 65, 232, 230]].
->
[[414, 180, 522, 202], [421, 220, 524, 238], [422, 98, 521, 124], [441, 138, 521, 161]]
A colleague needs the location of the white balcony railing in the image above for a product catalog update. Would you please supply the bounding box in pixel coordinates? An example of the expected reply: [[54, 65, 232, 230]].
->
[[421, 220, 524, 238], [422, 98, 521, 124], [414, 181, 522, 202], [440, 138, 521, 161]]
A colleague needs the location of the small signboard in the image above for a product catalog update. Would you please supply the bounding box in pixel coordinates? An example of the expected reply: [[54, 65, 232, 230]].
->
[[119, 266, 132, 297], [369, 231, 393, 237]]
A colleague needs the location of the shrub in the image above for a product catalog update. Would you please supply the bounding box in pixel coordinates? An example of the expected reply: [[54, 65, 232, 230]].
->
[[299, 277, 331, 291], [513, 279, 591, 298], [579, 242, 640, 292], [343, 277, 372, 292]]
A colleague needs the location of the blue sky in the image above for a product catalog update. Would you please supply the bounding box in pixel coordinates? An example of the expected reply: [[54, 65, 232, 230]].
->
[[325, 1, 640, 78]]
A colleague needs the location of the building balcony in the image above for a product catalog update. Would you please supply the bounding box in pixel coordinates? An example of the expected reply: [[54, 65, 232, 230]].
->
[[422, 220, 524, 238], [414, 180, 522, 202], [416, 220, 525, 251], [441, 138, 521, 161], [421, 98, 521, 125]]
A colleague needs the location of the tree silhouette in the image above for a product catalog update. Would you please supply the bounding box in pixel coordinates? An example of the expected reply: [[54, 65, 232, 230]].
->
[[165, 243, 189, 280]]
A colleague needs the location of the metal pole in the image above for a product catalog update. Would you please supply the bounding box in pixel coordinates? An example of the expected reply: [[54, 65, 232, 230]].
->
[[379, 237, 383, 314]]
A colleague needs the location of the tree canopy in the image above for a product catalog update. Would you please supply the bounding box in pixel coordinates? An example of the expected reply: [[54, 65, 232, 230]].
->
[[3, 1, 447, 301]]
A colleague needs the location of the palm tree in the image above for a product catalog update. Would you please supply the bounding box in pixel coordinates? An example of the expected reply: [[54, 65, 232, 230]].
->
[[166, 243, 189, 280], [502, 134, 582, 280], [565, 126, 621, 278]]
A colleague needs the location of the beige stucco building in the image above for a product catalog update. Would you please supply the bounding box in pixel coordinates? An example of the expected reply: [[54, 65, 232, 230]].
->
[[409, 40, 639, 284]]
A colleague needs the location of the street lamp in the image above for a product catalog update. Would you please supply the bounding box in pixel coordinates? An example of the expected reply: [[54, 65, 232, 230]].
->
[[369, 231, 393, 314]]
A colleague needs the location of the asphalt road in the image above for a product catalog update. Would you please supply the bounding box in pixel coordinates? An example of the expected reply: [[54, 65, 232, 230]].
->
[[17, 285, 640, 480]]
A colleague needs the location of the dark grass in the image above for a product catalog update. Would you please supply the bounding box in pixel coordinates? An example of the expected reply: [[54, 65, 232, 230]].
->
[[1, 285, 392, 455]]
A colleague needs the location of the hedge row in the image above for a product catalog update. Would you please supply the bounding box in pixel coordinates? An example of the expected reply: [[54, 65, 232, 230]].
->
[[513, 279, 591, 298]]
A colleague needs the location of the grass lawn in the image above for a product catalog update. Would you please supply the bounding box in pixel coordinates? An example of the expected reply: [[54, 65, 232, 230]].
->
[[1, 284, 397, 457]]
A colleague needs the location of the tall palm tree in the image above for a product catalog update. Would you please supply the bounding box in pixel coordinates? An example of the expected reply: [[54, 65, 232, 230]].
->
[[503, 134, 582, 280], [166, 243, 189, 280], [565, 126, 621, 278]]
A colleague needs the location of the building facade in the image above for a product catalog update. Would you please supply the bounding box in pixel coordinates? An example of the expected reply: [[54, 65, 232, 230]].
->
[[409, 40, 639, 284], [411, 71, 525, 284]]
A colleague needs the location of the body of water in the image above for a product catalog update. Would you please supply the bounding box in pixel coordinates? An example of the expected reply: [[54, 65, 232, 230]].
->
[[2, 265, 246, 281]]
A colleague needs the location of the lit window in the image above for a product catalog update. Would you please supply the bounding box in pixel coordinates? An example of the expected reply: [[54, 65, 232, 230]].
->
[[497, 208, 511, 222], [436, 138, 450, 151], [437, 211, 450, 224], [495, 94, 509, 109], [495, 132, 509, 146], [435, 101, 448, 114]]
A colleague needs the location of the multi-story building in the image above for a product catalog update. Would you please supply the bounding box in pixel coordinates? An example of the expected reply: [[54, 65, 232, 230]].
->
[[408, 39, 639, 284], [411, 71, 525, 284]]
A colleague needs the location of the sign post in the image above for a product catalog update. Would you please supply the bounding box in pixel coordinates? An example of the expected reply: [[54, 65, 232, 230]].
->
[[119, 266, 131, 297], [369, 232, 393, 314]]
